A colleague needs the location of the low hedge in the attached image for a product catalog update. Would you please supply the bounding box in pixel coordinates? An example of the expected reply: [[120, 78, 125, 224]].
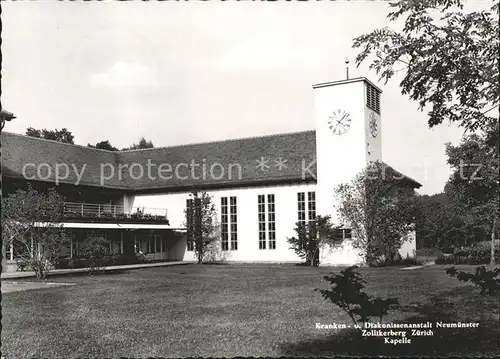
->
[[370, 256, 423, 267], [55, 253, 151, 269], [436, 241, 500, 265], [415, 247, 443, 258]]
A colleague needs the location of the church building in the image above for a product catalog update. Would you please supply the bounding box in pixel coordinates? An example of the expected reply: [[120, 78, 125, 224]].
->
[[1, 77, 421, 271]]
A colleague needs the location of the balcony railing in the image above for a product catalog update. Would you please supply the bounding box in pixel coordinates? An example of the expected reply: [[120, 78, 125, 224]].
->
[[64, 202, 124, 216], [63, 202, 169, 223]]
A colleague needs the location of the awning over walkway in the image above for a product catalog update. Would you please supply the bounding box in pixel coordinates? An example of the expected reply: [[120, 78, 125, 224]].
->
[[34, 222, 185, 230]]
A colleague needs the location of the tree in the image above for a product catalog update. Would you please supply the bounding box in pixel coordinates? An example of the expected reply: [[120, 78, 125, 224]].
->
[[87, 140, 118, 151], [184, 191, 218, 264], [26, 127, 75, 144], [444, 122, 499, 264], [334, 161, 418, 265], [415, 193, 474, 248], [287, 215, 341, 267], [125, 137, 154, 150], [353, 0, 499, 132], [1, 186, 68, 279]]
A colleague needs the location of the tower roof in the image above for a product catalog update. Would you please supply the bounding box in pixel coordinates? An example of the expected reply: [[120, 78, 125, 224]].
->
[[312, 77, 383, 92]]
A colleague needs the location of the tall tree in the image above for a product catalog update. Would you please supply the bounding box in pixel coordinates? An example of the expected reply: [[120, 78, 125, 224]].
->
[[353, 0, 499, 132], [287, 215, 340, 267], [125, 137, 154, 150], [88, 140, 118, 151], [415, 192, 492, 248], [26, 127, 75, 144], [334, 161, 418, 265], [184, 191, 218, 264], [444, 122, 499, 264], [1, 186, 68, 279]]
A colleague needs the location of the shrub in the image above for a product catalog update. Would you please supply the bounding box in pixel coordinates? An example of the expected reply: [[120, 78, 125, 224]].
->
[[435, 256, 454, 264], [203, 237, 230, 263], [416, 247, 443, 257], [287, 215, 340, 267], [106, 253, 149, 265], [16, 259, 31, 272], [446, 266, 500, 295], [436, 242, 500, 265], [134, 252, 149, 263], [107, 253, 125, 266], [370, 255, 423, 267], [27, 259, 52, 278], [441, 247, 455, 255], [68, 257, 88, 269], [315, 266, 400, 328], [80, 235, 109, 275]]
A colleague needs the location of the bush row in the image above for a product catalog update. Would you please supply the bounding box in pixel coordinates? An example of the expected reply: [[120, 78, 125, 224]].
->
[[370, 255, 423, 267], [436, 241, 500, 265], [55, 253, 150, 269]]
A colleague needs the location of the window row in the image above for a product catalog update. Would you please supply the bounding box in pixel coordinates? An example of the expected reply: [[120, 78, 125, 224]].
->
[[184, 191, 353, 252], [70, 234, 167, 256], [135, 235, 168, 254]]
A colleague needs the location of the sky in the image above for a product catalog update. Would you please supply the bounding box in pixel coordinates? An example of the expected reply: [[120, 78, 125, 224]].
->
[[2, 1, 490, 195]]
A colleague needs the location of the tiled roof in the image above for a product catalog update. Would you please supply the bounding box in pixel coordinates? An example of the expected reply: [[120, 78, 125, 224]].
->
[[1, 131, 317, 191], [2, 132, 127, 189], [1, 130, 421, 191]]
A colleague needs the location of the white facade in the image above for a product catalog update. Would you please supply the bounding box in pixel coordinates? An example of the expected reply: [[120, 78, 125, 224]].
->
[[133, 182, 317, 263]]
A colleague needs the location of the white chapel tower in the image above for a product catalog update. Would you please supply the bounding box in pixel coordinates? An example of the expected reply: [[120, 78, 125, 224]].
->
[[313, 77, 383, 265]]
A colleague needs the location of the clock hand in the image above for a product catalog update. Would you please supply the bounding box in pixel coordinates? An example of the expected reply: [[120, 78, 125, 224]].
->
[[337, 115, 347, 125]]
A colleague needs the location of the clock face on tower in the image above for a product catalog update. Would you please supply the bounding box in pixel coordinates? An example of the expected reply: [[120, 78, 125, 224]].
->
[[328, 109, 352, 135], [369, 111, 378, 138]]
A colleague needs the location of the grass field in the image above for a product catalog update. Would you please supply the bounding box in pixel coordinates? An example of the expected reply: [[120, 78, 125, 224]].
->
[[1, 264, 499, 358]]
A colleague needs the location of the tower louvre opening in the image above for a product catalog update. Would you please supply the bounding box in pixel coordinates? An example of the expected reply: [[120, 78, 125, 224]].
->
[[366, 83, 381, 113]]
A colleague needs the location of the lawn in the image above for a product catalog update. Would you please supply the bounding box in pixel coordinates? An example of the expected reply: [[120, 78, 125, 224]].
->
[[1, 264, 499, 358]]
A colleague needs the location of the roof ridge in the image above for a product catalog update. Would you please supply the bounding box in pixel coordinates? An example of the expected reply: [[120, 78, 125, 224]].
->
[[118, 129, 316, 153], [2, 131, 120, 154], [2, 129, 315, 156], [312, 77, 383, 93]]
